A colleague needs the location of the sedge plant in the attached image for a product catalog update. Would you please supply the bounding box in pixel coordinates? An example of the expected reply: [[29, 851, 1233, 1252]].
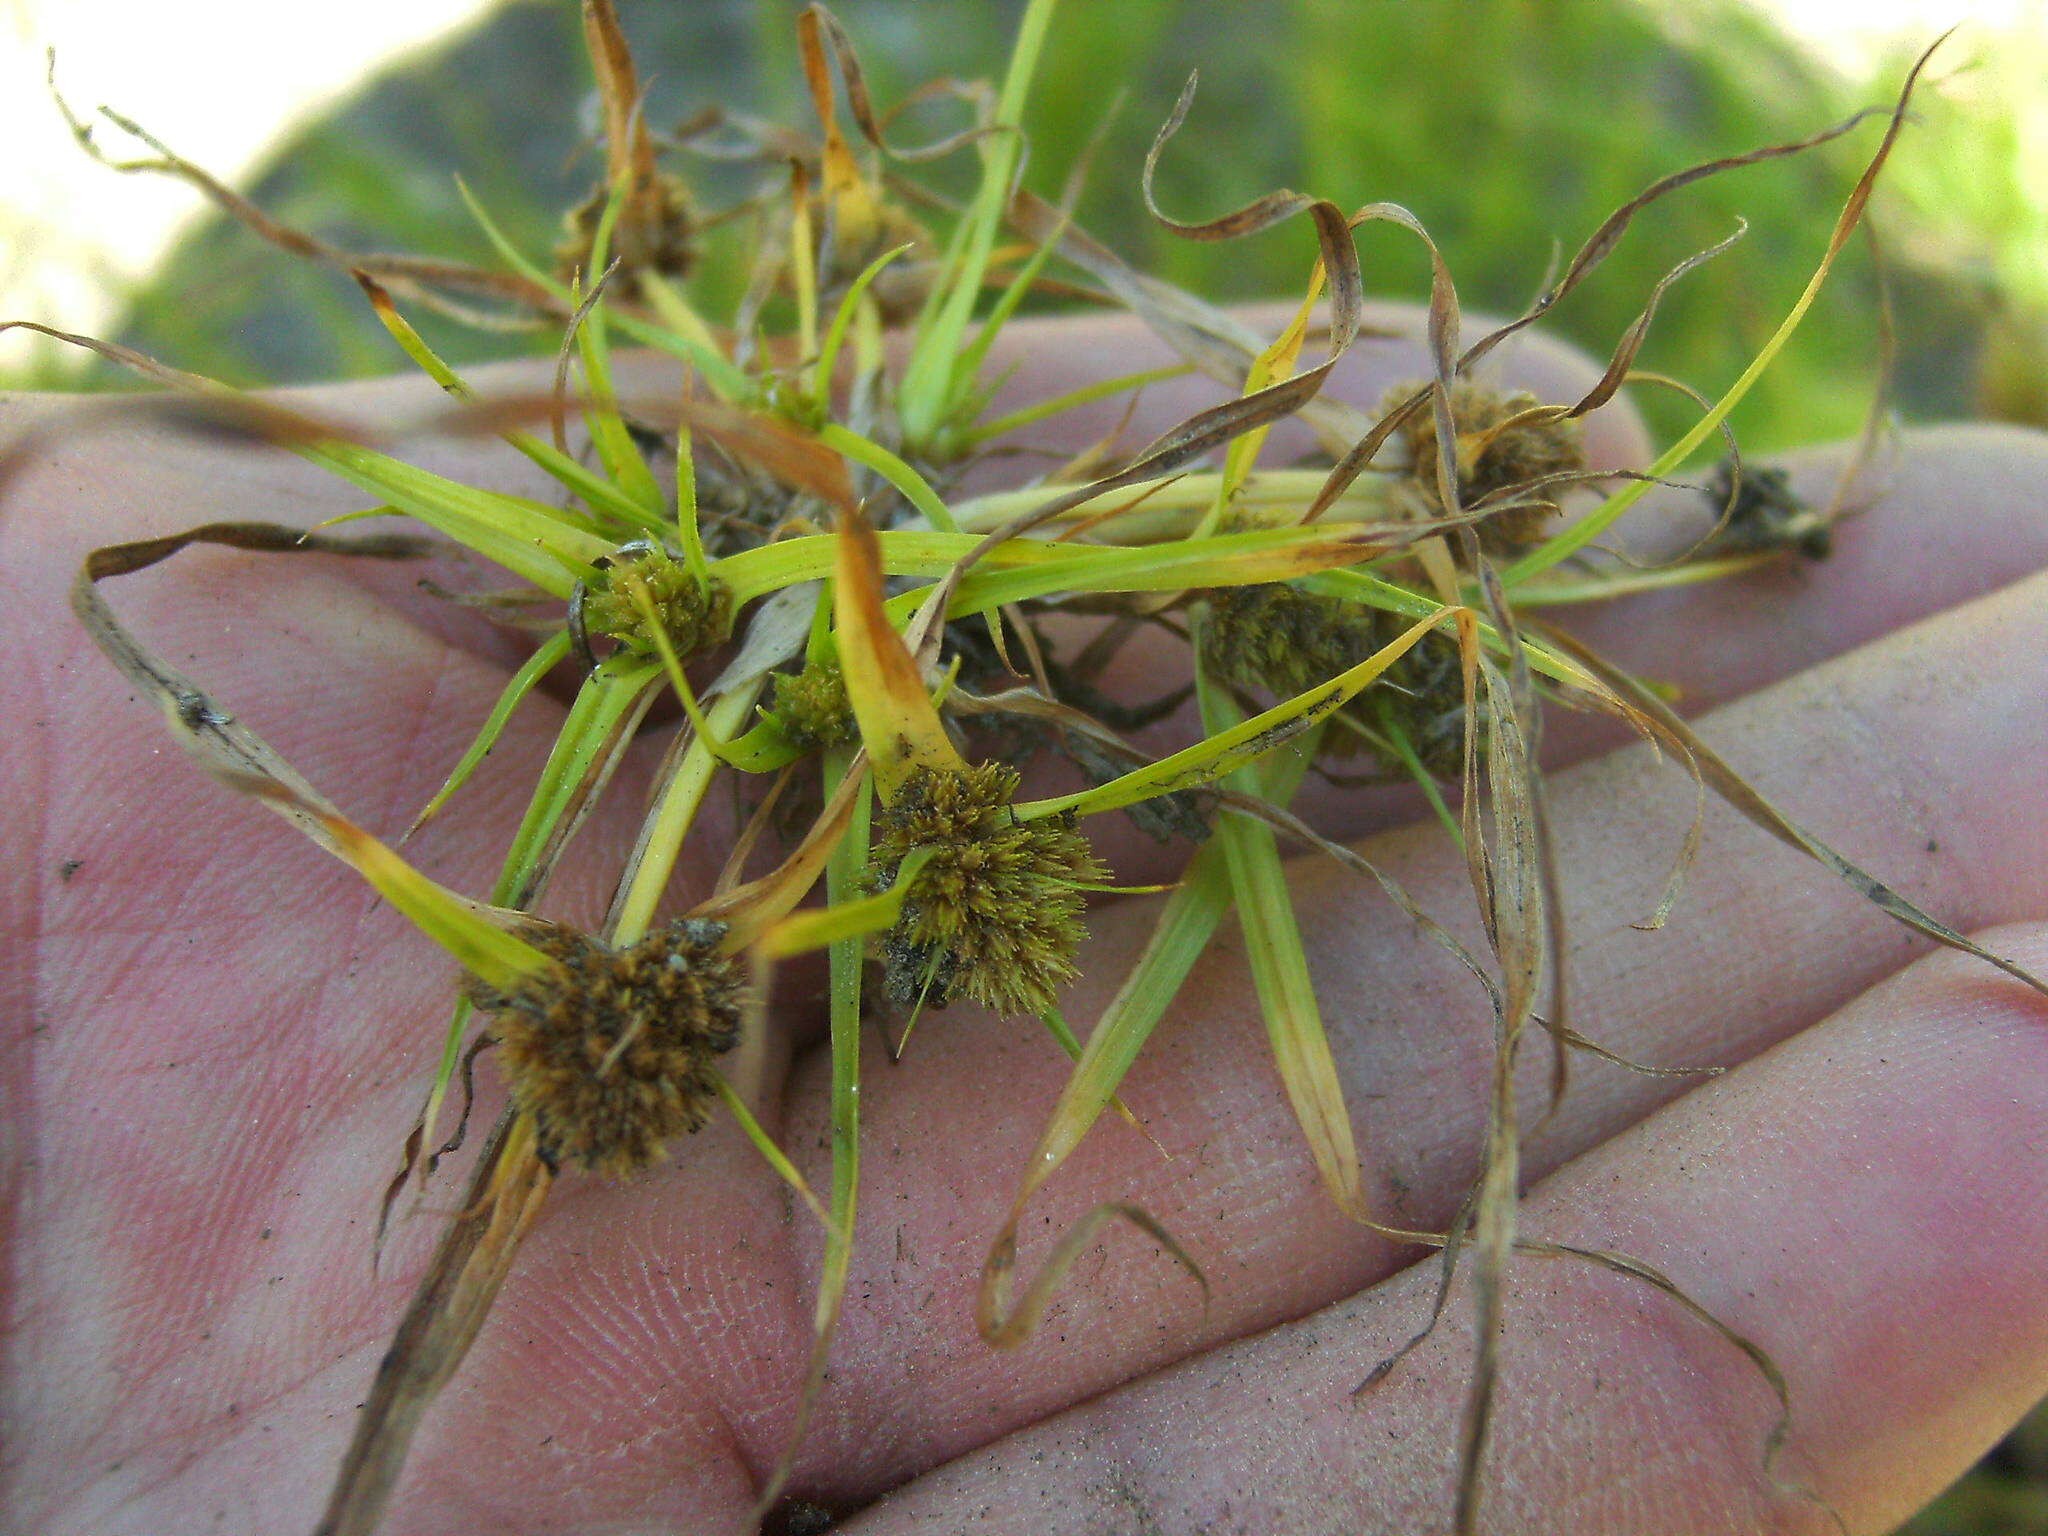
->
[[10, 7, 2043, 1534]]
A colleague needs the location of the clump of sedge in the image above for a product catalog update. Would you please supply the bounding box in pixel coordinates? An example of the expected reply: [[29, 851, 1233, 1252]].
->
[[580, 544, 734, 657], [556, 170, 697, 298], [867, 762, 1108, 1016], [466, 917, 745, 1176], [764, 655, 858, 752], [1203, 583, 1467, 778], [1386, 378, 1586, 548]]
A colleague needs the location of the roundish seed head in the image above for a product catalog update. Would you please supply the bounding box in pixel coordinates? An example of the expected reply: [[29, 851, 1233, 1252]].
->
[[765, 655, 858, 753], [867, 762, 1108, 1017], [1203, 583, 1468, 779], [581, 545, 734, 659], [466, 918, 745, 1177], [1387, 378, 1586, 548], [556, 169, 697, 297]]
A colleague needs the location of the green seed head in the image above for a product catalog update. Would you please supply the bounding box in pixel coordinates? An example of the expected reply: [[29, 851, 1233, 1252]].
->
[[765, 655, 858, 752], [1202, 583, 1468, 779], [582, 545, 734, 659], [1202, 582, 1383, 701], [466, 918, 744, 1177], [867, 762, 1108, 1017]]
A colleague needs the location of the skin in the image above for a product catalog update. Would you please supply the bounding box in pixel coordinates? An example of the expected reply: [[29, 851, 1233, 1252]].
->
[[3, 306, 2048, 1536]]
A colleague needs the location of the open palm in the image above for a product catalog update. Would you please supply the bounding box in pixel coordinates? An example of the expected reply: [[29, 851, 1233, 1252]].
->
[[7, 310, 2048, 1536]]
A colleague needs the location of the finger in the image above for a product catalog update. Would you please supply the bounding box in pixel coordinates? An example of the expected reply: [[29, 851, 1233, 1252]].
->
[[335, 546, 2048, 1535], [1068, 423, 2048, 881], [965, 299, 1653, 478], [843, 923, 2048, 1536], [764, 559, 2048, 1505], [0, 503, 728, 1532]]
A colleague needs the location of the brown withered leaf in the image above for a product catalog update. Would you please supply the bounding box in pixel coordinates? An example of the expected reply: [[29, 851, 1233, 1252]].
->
[[70, 521, 433, 855], [801, 4, 991, 165], [581, 0, 658, 192], [1457, 102, 1892, 378], [50, 55, 554, 327]]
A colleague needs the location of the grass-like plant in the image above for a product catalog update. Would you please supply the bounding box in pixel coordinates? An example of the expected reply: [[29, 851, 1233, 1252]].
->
[[8, 6, 2041, 1534]]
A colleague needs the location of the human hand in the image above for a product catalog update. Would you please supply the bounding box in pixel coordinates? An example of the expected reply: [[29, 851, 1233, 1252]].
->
[[6, 308, 2047, 1535]]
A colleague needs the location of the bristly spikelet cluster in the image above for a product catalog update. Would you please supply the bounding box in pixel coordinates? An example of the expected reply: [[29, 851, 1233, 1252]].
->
[[465, 918, 745, 1176], [582, 545, 734, 657], [1385, 378, 1586, 548], [556, 170, 697, 297], [764, 655, 857, 752], [1203, 583, 1468, 778], [1202, 582, 1380, 700], [867, 762, 1108, 1016]]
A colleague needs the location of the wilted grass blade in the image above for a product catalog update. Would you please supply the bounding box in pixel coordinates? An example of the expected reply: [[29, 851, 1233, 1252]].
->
[[1541, 624, 2048, 999], [71, 521, 431, 849]]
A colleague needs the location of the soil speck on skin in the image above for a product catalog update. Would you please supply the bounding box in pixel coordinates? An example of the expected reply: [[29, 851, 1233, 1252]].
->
[[764, 1499, 842, 1535]]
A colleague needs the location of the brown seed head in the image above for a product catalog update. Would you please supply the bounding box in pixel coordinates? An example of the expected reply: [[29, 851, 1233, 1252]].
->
[[466, 918, 745, 1176], [1386, 379, 1586, 549], [867, 762, 1107, 1017], [1699, 459, 1831, 560], [556, 170, 696, 299]]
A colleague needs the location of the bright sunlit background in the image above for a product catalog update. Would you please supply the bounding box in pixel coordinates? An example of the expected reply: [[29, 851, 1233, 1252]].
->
[[0, 0, 2024, 330], [0, 0, 497, 333], [1, 0, 2042, 440]]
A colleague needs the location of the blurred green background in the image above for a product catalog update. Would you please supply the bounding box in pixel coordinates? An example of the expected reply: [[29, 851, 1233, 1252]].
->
[[22, 0, 2043, 458], [10, 2, 2048, 1528]]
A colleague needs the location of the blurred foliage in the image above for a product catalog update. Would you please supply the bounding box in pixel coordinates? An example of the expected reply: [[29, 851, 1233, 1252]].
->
[[1857, 18, 2048, 431], [1905, 1401, 2048, 1535], [45, 0, 2000, 449]]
